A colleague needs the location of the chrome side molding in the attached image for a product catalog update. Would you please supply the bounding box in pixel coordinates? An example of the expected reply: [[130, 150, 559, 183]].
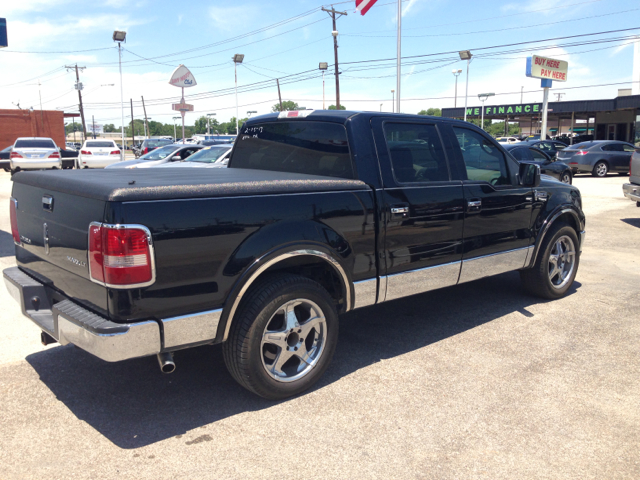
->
[[384, 261, 461, 302], [161, 308, 222, 349], [458, 247, 532, 284]]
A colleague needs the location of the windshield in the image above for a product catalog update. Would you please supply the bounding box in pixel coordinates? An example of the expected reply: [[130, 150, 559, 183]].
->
[[15, 139, 56, 149], [185, 146, 231, 163], [138, 145, 179, 161], [85, 141, 116, 148], [230, 121, 353, 179]]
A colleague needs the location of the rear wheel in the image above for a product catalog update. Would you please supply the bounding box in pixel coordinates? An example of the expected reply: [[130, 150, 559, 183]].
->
[[592, 161, 608, 177], [223, 274, 339, 399], [520, 223, 579, 299]]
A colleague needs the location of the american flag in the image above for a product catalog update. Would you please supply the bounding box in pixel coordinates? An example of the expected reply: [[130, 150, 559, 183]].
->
[[355, 0, 379, 16]]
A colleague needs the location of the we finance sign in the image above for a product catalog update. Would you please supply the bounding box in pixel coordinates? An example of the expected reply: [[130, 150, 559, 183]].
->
[[466, 103, 542, 117]]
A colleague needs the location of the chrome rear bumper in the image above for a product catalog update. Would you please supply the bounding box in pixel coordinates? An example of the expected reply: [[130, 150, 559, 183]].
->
[[622, 183, 640, 203], [4, 266, 223, 362]]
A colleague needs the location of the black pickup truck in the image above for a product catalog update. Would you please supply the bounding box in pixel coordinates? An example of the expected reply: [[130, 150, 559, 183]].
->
[[4, 110, 585, 399]]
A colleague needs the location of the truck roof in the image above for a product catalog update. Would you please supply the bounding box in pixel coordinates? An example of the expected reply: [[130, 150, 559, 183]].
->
[[245, 110, 458, 126]]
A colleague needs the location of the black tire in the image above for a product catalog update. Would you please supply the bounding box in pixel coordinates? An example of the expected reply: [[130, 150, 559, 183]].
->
[[223, 273, 339, 400], [520, 223, 580, 299], [560, 171, 572, 184], [592, 161, 608, 177]]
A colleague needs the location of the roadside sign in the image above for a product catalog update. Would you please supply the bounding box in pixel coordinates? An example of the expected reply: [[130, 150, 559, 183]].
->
[[172, 101, 194, 112], [168, 64, 197, 88], [526, 55, 568, 82]]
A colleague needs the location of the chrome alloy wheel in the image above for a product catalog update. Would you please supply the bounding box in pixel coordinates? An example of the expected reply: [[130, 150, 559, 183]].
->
[[260, 299, 327, 383], [561, 173, 571, 184], [548, 235, 576, 289], [595, 162, 608, 177]]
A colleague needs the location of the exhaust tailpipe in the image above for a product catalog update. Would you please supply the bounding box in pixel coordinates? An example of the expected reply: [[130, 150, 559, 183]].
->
[[157, 352, 176, 374]]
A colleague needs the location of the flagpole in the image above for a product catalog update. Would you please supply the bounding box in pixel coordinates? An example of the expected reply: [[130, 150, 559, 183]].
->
[[396, 0, 401, 114]]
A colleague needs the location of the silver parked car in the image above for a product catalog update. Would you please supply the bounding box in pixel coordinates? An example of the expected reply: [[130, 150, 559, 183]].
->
[[557, 140, 638, 177], [10, 137, 62, 174], [106, 144, 203, 169], [155, 145, 232, 169], [622, 150, 640, 207]]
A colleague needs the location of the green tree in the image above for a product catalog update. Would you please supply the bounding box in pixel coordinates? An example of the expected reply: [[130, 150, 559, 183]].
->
[[418, 108, 441, 116], [272, 100, 299, 112], [103, 123, 117, 133], [328, 104, 346, 110]]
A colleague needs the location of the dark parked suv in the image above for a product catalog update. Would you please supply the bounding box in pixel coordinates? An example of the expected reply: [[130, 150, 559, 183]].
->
[[138, 138, 173, 157]]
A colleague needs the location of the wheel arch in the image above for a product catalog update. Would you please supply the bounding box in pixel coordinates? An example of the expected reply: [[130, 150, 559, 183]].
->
[[528, 207, 582, 268], [217, 244, 352, 343]]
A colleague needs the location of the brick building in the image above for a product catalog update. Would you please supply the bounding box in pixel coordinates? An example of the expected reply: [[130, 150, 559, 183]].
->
[[0, 109, 68, 148]]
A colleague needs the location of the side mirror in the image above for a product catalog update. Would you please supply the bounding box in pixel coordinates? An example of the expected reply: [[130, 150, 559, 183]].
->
[[171, 155, 182, 161], [519, 163, 541, 187]]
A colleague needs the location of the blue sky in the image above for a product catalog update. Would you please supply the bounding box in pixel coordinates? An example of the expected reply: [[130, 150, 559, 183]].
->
[[1, 0, 639, 127]]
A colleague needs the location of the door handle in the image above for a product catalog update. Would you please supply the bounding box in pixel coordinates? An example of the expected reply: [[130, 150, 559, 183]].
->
[[390, 205, 409, 218], [467, 199, 482, 212]]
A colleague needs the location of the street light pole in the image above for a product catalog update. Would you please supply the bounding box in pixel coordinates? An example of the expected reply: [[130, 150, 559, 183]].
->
[[113, 31, 127, 157], [319, 62, 328, 110], [232, 54, 244, 135], [452, 69, 462, 108], [172, 116, 180, 141], [391, 90, 395, 113], [459, 50, 473, 122], [396, 0, 402, 114], [478, 93, 495, 131], [206, 113, 216, 135]]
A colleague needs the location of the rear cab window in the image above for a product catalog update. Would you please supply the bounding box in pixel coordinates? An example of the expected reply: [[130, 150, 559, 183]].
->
[[383, 123, 450, 183], [15, 139, 56, 149], [230, 121, 354, 179]]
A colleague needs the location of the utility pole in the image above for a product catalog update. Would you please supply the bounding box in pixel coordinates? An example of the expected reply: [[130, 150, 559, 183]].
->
[[92, 115, 96, 139], [276, 78, 283, 111], [521, 86, 524, 104], [141, 96, 150, 139], [322, 7, 347, 110], [37, 80, 45, 135], [66, 64, 87, 142], [554, 92, 565, 102], [130, 98, 135, 148]]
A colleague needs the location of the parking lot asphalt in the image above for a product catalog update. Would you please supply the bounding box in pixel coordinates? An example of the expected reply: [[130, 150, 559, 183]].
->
[[0, 170, 638, 479]]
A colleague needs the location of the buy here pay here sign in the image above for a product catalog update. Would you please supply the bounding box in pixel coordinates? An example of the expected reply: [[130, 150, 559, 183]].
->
[[526, 55, 568, 82]]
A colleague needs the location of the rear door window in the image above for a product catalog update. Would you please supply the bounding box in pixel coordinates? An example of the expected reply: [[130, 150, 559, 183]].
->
[[623, 144, 636, 152], [383, 123, 450, 183], [15, 139, 56, 149], [452, 127, 511, 185], [530, 149, 549, 162], [230, 121, 354, 179]]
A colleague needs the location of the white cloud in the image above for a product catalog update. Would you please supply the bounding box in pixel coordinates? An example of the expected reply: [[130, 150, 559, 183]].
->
[[209, 6, 259, 32], [2, 0, 70, 15]]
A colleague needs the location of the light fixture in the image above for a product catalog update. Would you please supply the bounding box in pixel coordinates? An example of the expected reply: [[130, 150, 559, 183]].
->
[[232, 54, 244, 64], [112, 31, 126, 42], [319, 62, 328, 70], [458, 50, 472, 60]]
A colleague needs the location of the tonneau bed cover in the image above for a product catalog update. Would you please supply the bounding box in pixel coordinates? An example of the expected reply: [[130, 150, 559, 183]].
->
[[12, 168, 368, 202]]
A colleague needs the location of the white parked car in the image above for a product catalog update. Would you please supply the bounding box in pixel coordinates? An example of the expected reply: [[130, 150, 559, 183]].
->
[[10, 137, 61, 174], [78, 140, 123, 169], [496, 136, 520, 144]]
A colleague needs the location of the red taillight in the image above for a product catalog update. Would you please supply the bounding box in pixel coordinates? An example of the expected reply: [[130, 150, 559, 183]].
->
[[10, 152, 23, 159], [89, 224, 154, 287], [568, 162, 578, 165], [575, 150, 588, 155], [144, 147, 149, 154], [10, 198, 21, 245], [110, 150, 121, 155], [81, 150, 92, 155], [49, 152, 60, 158]]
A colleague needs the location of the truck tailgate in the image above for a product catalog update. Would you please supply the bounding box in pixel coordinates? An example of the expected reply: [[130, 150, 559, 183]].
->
[[11, 180, 108, 315]]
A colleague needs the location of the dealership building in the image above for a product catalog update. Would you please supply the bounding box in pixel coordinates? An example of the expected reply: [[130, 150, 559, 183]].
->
[[442, 92, 640, 144]]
